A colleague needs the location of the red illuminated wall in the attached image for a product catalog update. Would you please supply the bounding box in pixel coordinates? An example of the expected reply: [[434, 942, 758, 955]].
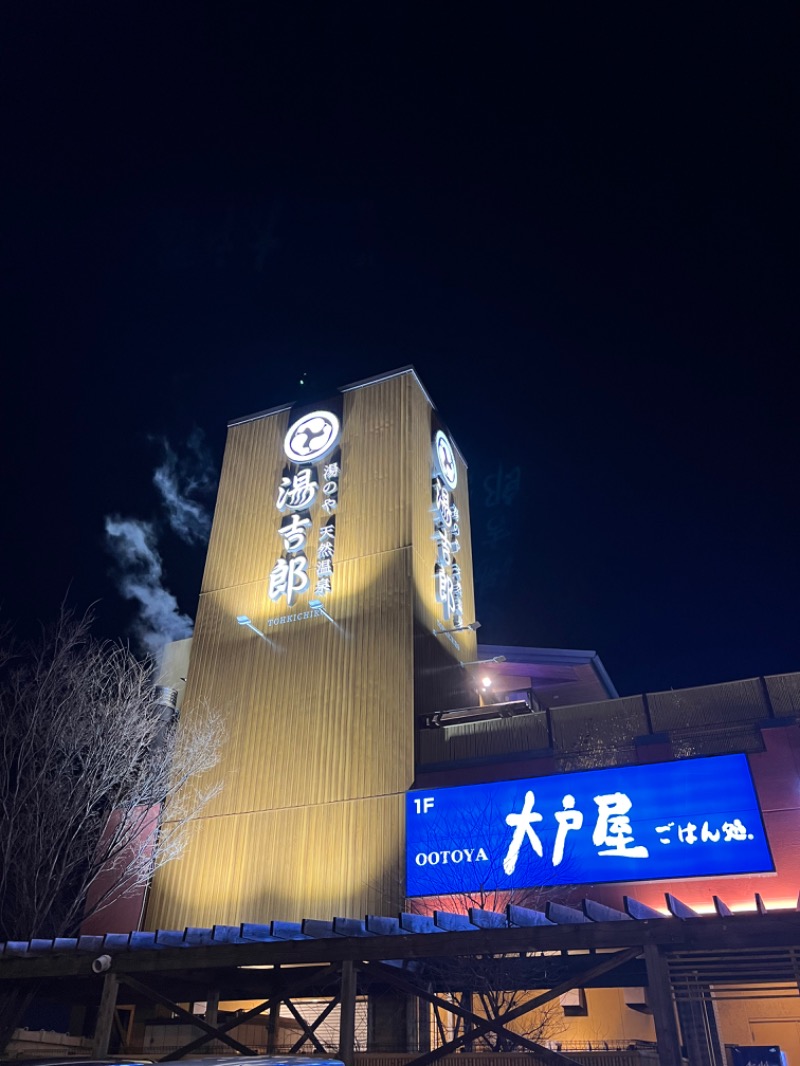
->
[[79, 805, 160, 935], [588, 721, 800, 914]]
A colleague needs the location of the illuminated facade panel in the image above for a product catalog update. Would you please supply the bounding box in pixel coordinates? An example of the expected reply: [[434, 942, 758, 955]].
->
[[146, 368, 477, 928]]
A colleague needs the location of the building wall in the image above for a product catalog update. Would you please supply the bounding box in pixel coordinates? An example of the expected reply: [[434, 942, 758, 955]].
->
[[555, 990, 656, 1047], [716, 987, 800, 1044], [140, 368, 800, 1059], [146, 369, 477, 929], [413, 673, 800, 916]]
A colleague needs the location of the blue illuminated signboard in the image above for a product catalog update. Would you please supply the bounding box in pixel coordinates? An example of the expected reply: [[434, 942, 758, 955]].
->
[[406, 754, 773, 897]]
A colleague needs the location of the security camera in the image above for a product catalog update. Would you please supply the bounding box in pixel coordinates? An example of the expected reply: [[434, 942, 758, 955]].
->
[[92, 955, 112, 974]]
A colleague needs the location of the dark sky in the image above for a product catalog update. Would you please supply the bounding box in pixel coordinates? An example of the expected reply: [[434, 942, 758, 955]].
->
[[1, 5, 797, 697]]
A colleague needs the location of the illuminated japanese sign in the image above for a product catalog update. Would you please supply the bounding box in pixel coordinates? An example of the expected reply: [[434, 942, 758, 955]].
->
[[406, 754, 773, 896], [284, 410, 341, 463], [267, 409, 341, 609], [434, 430, 458, 491], [431, 430, 463, 627]]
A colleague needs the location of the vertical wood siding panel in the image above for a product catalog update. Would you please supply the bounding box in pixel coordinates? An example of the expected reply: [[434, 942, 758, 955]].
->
[[147, 372, 458, 930], [180, 550, 414, 818], [202, 413, 290, 593], [147, 795, 405, 928], [337, 374, 413, 563], [146, 813, 244, 930]]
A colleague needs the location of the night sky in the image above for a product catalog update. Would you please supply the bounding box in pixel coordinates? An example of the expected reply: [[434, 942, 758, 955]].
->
[[1, 6, 797, 697]]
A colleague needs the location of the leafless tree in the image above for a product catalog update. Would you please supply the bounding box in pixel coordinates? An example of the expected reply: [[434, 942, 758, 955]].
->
[[418, 954, 569, 1054], [0, 608, 224, 1050]]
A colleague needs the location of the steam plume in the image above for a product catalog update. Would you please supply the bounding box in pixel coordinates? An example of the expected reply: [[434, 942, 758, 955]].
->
[[152, 429, 214, 545], [105, 431, 216, 655], [104, 517, 194, 656]]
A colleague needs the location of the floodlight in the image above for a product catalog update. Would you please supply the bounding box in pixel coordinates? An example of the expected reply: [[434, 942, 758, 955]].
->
[[434, 620, 481, 636], [309, 598, 335, 624], [235, 614, 272, 643], [459, 655, 507, 669]]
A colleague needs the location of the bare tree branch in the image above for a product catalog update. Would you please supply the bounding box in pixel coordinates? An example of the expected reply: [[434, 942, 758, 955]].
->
[[0, 607, 224, 942]]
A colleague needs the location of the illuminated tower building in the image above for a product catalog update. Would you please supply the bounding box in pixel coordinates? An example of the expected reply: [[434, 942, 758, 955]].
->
[[145, 367, 479, 927]]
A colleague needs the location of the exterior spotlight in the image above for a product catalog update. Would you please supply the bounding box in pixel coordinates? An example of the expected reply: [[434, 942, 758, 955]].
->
[[482, 676, 492, 688], [434, 620, 481, 636], [309, 598, 335, 624], [459, 655, 507, 669], [235, 615, 272, 643]]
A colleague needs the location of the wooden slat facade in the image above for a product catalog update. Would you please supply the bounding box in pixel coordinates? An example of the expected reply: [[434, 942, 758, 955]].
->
[[146, 370, 477, 929], [146, 792, 406, 929]]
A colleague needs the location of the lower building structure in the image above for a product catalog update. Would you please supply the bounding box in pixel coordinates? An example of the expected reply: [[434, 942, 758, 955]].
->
[[4, 367, 800, 1066], [404, 657, 800, 1066]]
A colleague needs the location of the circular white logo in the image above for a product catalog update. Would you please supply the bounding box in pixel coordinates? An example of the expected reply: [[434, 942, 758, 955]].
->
[[284, 410, 341, 463], [433, 430, 458, 490]]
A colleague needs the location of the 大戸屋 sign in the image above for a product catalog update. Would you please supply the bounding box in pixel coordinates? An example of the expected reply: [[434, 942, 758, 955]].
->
[[406, 753, 773, 896]]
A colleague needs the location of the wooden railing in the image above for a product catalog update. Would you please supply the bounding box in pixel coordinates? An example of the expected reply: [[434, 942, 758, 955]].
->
[[354, 1049, 661, 1066]]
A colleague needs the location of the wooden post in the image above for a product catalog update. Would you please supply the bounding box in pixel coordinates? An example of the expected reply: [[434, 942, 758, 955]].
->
[[267, 1001, 280, 1052], [461, 991, 473, 1051], [205, 988, 219, 1037], [266, 964, 280, 1052], [339, 959, 357, 1066], [405, 991, 418, 1054], [92, 973, 118, 1059], [644, 944, 683, 1066], [417, 993, 431, 1054]]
